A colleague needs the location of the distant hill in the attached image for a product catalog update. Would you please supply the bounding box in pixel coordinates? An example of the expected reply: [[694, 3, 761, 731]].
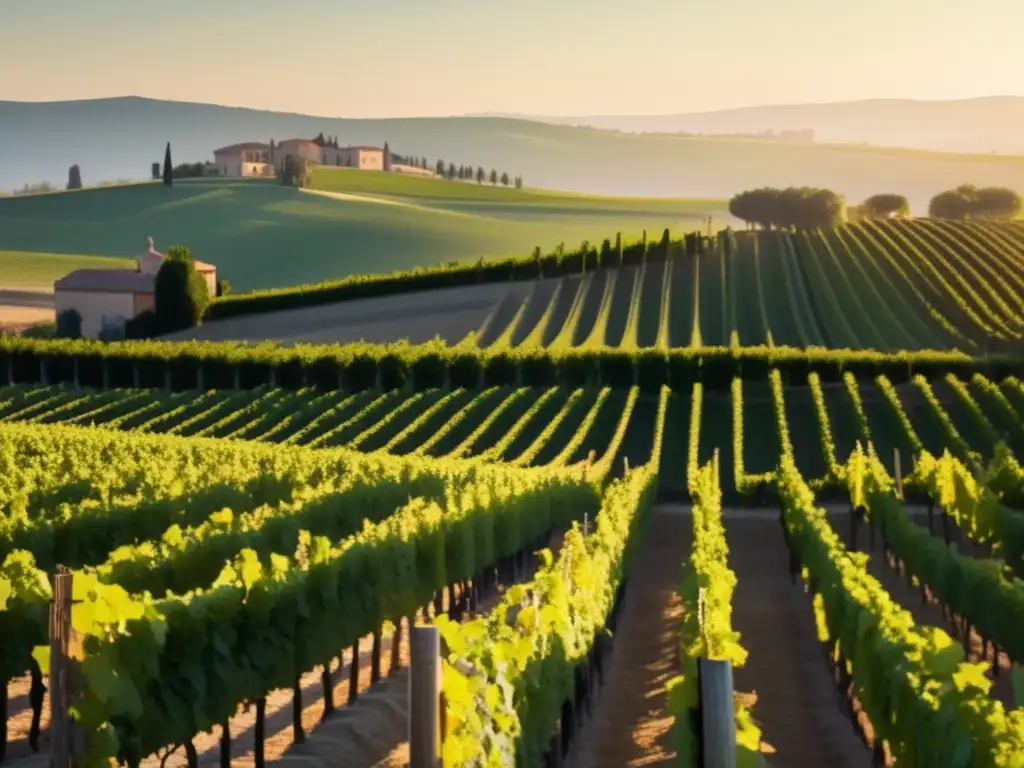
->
[[485, 96, 1024, 154], [3, 97, 1024, 209]]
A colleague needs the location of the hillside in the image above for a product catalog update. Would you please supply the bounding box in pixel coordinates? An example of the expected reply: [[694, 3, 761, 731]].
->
[[167, 220, 1024, 356], [500, 96, 1024, 154], [3, 97, 1024, 208], [0, 174, 727, 292]]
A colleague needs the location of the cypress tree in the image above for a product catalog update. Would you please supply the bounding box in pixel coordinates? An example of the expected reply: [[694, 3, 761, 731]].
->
[[162, 142, 173, 186], [66, 165, 82, 190], [155, 245, 209, 332]]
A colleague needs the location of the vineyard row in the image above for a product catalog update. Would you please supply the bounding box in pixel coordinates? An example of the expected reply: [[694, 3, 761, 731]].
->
[[1, 369, 1021, 500]]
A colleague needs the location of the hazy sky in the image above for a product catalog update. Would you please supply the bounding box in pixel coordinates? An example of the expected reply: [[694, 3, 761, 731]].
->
[[2, 0, 1021, 117]]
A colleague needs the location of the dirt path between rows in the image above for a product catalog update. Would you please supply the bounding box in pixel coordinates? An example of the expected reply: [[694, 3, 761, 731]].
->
[[566, 507, 688, 768], [726, 513, 872, 768]]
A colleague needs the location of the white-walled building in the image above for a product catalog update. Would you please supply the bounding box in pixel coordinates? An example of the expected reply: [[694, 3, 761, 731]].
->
[[211, 136, 390, 177], [54, 238, 216, 338]]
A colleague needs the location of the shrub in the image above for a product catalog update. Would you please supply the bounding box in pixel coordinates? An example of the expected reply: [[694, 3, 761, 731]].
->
[[155, 246, 211, 333], [124, 310, 158, 340], [861, 194, 909, 219], [55, 309, 82, 339]]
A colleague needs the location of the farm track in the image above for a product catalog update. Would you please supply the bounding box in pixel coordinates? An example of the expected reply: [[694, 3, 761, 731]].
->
[[725, 513, 872, 768], [566, 508, 687, 768]]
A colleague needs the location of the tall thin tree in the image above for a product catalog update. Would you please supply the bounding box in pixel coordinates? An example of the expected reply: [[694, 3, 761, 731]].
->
[[162, 142, 173, 186]]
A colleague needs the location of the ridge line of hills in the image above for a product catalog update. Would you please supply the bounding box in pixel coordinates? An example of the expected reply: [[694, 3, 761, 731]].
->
[[3, 96, 1024, 203]]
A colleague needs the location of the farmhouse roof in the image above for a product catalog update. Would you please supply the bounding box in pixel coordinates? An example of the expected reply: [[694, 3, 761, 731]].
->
[[55, 269, 157, 294], [278, 138, 319, 146], [213, 142, 270, 154], [348, 145, 383, 151], [136, 237, 215, 274]]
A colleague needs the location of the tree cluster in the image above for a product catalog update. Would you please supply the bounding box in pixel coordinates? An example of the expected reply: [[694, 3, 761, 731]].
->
[[171, 162, 207, 179], [928, 185, 1023, 220], [860, 194, 909, 219], [728, 187, 846, 230], [12, 182, 55, 196]]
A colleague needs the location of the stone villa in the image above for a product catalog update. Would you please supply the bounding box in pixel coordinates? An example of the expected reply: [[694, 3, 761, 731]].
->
[[212, 135, 393, 178], [54, 238, 216, 339]]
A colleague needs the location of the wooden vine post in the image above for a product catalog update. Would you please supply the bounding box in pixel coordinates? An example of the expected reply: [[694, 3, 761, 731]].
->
[[696, 583, 735, 768], [50, 567, 84, 768], [409, 626, 441, 768], [893, 448, 903, 500], [697, 658, 736, 768]]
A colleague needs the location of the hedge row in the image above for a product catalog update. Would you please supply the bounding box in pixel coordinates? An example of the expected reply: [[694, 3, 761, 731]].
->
[[205, 229, 718, 321], [2, 336, 1019, 395]]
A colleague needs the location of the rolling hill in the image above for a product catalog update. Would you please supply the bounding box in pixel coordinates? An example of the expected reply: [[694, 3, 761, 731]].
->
[[0, 172, 728, 292], [3, 97, 1024, 208], [493, 96, 1024, 154]]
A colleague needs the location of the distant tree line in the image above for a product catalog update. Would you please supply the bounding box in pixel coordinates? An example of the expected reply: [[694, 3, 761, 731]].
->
[[928, 185, 1022, 220], [389, 153, 522, 188], [10, 181, 57, 196], [728, 187, 846, 230], [437, 161, 521, 188]]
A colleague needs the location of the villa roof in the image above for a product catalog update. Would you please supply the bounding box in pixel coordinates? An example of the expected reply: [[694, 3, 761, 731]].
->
[[213, 142, 269, 154], [348, 145, 383, 152], [55, 269, 157, 294], [278, 138, 319, 146], [55, 260, 215, 294]]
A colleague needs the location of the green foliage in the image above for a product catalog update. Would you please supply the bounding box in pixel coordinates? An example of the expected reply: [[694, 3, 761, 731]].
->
[[171, 162, 206, 179], [162, 143, 172, 187], [666, 457, 768, 766], [929, 185, 1023, 220], [67, 164, 82, 191], [780, 456, 1024, 764], [154, 246, 210, 333], [6, 333, 1019, 397], [914, 447, 1024, 578], [728, 187, 846, 229], [0, 419, 600, 763], [280, 155, 311, 188], [55, 309, 82, 339], [437, 463, 656, 766], [861, 193, 909, 219]]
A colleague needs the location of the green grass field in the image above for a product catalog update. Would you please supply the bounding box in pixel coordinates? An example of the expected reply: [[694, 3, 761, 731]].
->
[[0, 251, 132, 290], [0, 173, 731, 292]]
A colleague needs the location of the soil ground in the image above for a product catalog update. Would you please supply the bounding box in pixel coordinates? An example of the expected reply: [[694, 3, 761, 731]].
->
[[164, 280, 538, 346], [566, 507, 689, 768], [0, 287, 54, 330]]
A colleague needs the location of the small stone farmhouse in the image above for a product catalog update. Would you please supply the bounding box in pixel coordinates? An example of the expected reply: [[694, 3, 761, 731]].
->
[[212, 136, 391, 178], [54, 238, 216, 339]]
